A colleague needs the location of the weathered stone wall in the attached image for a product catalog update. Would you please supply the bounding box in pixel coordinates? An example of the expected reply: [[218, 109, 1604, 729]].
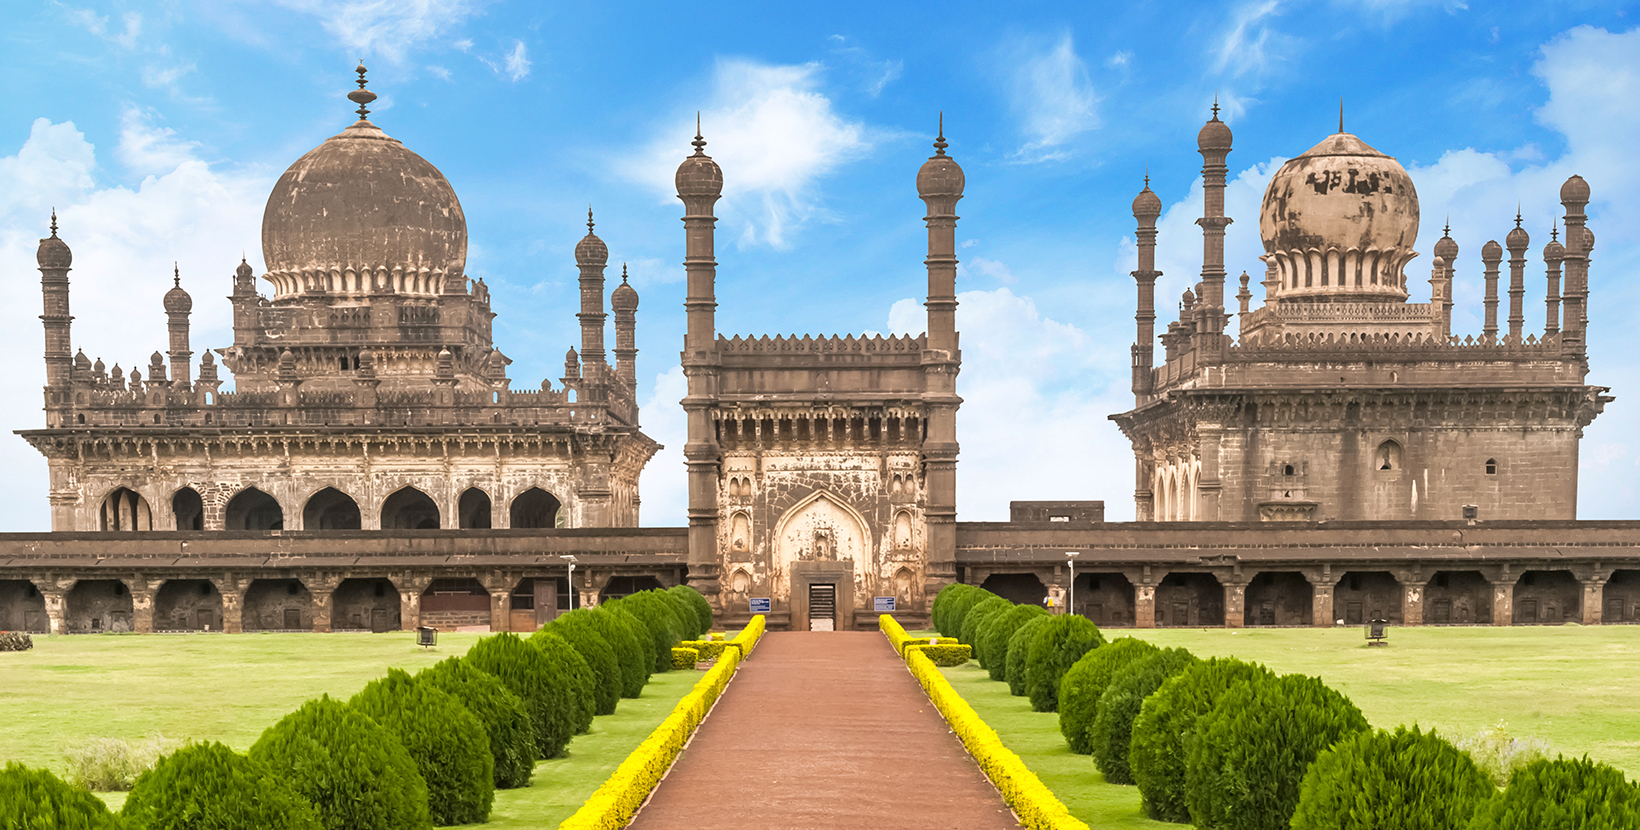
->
[[244, 579, 311, 631], [0, 580, 47, 632]]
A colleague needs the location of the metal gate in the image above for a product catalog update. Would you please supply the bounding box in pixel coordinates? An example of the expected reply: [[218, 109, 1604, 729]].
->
[[808, 584, 836, 631]]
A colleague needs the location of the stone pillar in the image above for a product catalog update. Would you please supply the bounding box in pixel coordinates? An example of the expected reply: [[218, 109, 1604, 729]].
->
[[394, 575, 432, 632], [1224, 580, 1245, 628], [1490, 578, 1515, 626], [677, 125, 725, 603], [131, 579, 157, 634], [1582, 579, 1606, 625], [915, 122, 965, 603], [216, 578, 246, 634], [483, 572, 515, 633], [1196, 426, 1223, 521], [39, 586, 66, 635], [1134, 583, 1156, 630], [1309, 576, 1335, 627], [1401, 579, 1424, 627], [311, 587, 334, 633]]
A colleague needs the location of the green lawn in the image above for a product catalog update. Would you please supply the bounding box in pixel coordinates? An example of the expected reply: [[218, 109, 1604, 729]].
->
[[937, 625, 1640, 830], [0, 631, 701, 825]]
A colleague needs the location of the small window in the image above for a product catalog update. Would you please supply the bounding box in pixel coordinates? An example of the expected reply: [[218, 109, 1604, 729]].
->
[[1485, 458, 1497, 475], [1050, 515, 1070, 522], [1376, 441, 1402, 471], [1283, 464, 1295, 477]]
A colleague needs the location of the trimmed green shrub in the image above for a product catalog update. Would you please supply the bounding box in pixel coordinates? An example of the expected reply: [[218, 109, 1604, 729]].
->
[[1058, 637, 1160, 754], [671, 647, 699, 670], [1130, 657, 1275, 823], [1185, 673, 1370, 830], [122, 741, 320, 830], [931, 583, 977, 637], [0, 762, 124, 829], [1023, 615, 1106, 712], [668, 584, 714, 633], [464, 632, 577, 758], [536, 614, 622, 717], [944, 586, 999, 641], [980, 603, 1048, 681], [960, 596, 1012, 650], [593, 605, 653, 697], [1089, 647, 1199, 784], [1467, 756, 1640, 830], [0, 631, 33, 651], [531, 631, 597, 734], [417, 657, 536, 789], [651, 588, 701, 640], [905, 643, 972, 666], [611, 593, 684, 673], [681, 639, 726, 661], [1290, 726, 1493, 830], [248, 695, 431, 830], [349, 669, 493, 826], [1005, 614, 1052, 696]]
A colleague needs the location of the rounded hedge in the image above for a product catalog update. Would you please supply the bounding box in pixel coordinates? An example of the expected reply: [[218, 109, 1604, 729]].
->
[[1005, 614, 1052, 696], [248, 695, 431, 830], [944, 587, 999, 641], [611, 593, 685, 672], [1130, 657, 1276, 823], [979, 603, 1048, 681], [654, 588, 702, 640], [464, 632, 578, 759], [1290, 726, 1493, 830], [1023, 614, 1106, 712], [417, 657, 536, 790], [1185, 673, 1370, 830], [931, 583, 977, 637], [1057, 637, 1160, 754], [122, 742, 320, 830], [668, 584, 715, 633], [1089, 647, 1199, 784], [593, 606, 653, 697], [535, 616, 622, 717], [349, 669, 494, 826], [0, 762, 124, 830], [1467, 756, 1640, 830], [531, 631, 597, 734], [960, 596, 1012, 652]]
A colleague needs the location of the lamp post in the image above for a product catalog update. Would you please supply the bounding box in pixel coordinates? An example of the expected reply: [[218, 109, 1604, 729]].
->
[[560, 554, 578, 611], [1065, 551, 1081, 617]]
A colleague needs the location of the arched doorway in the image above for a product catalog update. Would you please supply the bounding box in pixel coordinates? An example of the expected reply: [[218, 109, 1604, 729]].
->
[[154, 580, 222, 631], [1244, 572, 1312, 626], [1425, 571, 1492, 624], [172, 487, 203, 531], [1073, 573, 1136, 626], [333, 578, 400, 632], [1513, 570, 1580, 624], [510, 487, 563, 529], [100, 487, 152, 531], [0, 581, 48, 632], [303, 487, 361, 530], [459, 487, 492, 529], [1335, 572, 1402, 625], [224, 488, 283, 530], [65, 579, 132, 633], [1155, 572, 1224, 627], [382, 487, 439, 530], [243, 579, 311, 631], [980, 573, 1048, 606]]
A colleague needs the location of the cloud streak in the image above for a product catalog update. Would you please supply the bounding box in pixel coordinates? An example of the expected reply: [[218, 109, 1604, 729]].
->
[[1006, 33, 1100, 163]]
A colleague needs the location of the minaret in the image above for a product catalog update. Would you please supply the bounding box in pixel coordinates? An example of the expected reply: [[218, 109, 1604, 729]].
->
[[1194, 101, 1233, 359], [164, 265, 194, 389], [1559, 175, 1590, 361], [231, 256, 257, 346], [1433, 225, 1457, 339], [916, 114, 965, 599], [575, 208, 609, 371], [1130, 176, 1162, 397], [37, 211, 74, 424], [1505, 212, 1529, 342], [1544, 224, 1564, 336], [676, 116, 725, 600], [1481, 240, 1502, 342], [611, 265, 640, 398]]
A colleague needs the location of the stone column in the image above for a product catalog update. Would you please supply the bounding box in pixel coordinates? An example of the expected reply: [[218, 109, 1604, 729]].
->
[[1582, 579, 1606, 625], [215, 577, 247, 634], [1309, 575, 1335, 628], [38, 584, 66, 635], [131, 579, 158, 634], [1490, 577, 1515, 626], [1134, 583, 1156, 629], [483, 572, 515, 633], [311, 587, 334, 633], [1401, 578, 1424, 627], [394, 575, 432, 632], [1223, 579, 1246, 628]]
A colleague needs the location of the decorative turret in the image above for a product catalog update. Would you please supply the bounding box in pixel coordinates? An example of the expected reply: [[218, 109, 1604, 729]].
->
[[1481, 239, 1502, 342], [676, 115, 725, 598], [612, 264, 639, 395], [1433, 223, 1457, 338], [564, 346, 580, 380], [165, 265, 193, 389], [37, 211, 74, 421], [1130, 175, 1162, 396], [576, 208, 609, 369], [1544, 223, 1564, 336], [1194, 101, 1232, 360], [915, 113, 965, 599], [1506, 212, 1529, 342], [147, 351, 166, 385]]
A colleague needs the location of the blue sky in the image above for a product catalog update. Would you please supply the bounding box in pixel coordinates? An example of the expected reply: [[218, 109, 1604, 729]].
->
[[1, 0, 1638, 529]]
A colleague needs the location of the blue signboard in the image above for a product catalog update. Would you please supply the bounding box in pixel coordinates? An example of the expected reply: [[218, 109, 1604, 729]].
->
[[874, 596, 896, 612], [749, 597, 772, 614]]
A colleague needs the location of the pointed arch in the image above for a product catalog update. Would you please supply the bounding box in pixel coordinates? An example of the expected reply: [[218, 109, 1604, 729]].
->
[[225, 487, 282, 531], [171, 487, 203, 531], [459, 487, 493, 529], [302, 487, 361, 530], [510, 487, 564, 529], [382, 487, 439, 530], [99, 487, 152, 531]]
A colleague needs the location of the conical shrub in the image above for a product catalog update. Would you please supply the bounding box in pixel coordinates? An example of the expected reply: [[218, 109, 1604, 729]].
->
[[532, 631, 597, 734], [592, 606, 652, 697], [416, 657, 536, 790], [1130, 657, 1274, 823], [1058, 637, 1160, 754], [248, 696, 431, 830], [668, 584, 715, 633], [349, 669, 493, 826], [122, 741, 320, 830], [1088, 647, 1198, 784], [608, 593, 684, 672], [980, 603, 1048, 681], [960, 596, 1012, 652], [1023, 615, 1106, 712], [535, 615, 622, 716], [1006, 615, 1052, 696], [464, 632, 577, 759], [1291, 726, 1494, 830], [1466, 755, 1640, 830], [0, 762, 124, 830]]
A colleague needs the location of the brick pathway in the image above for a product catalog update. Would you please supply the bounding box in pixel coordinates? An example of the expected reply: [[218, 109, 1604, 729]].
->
[[629, 631, 1019, 830]]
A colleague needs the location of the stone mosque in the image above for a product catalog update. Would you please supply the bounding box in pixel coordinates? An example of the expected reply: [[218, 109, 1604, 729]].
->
[[1, 67, 1638, 638]]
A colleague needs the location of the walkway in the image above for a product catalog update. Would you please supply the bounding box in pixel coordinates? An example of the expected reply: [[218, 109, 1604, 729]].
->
[[630, 631, 1019, 830]]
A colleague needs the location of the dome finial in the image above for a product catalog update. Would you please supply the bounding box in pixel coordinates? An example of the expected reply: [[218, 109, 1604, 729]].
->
[[173, 262, 180, 287], [347, 60, 378, 121], [1211, 93, 1220, 121], [49, 208, 58, 237], [1443, 216, 1451, 237], [691, 112, 707, 156], [1338, 97, 1344, 134], [1551, 220, 1559, 242], [1143, 167, 1150, 189], [1515, 205, 1522, 228], [587, 205, 594, 233], [934, 111, 947, 156], [622, 262, 629, 283]]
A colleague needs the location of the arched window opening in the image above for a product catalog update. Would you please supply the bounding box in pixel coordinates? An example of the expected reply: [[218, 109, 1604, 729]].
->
[[729, 512, 751, 552], [893, 567, 915, 602], [459, 487, 493, 529], [510, 487, 563, 529], [224, 487, 283, 531], [892, 511, 914, 550], [100, 487, 153, 531], [171, 487, 203, 531], [730, 568, 751, 594], [1376, 440, 1403, 471], [303, 487, 361, 530], [1283, 464, 1295, 477], [382, 487, 440, 530], [1485, 458, 1498, 475]]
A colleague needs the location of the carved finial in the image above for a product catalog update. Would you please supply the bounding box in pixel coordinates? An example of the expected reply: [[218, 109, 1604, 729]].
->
[[1143, 168, 1150, 190], [622, 263, 629, 283], [587, 205, 594, 234], [347, 61, 377, 120], [1515, 205, 1522, 228], [934, 111, 947, 156], [1211, 94, 1220, 121], [1443, 217, 1451, 237], [1338, 97, 1344, 134], [49, 208, 58, 237], [173, 262, 180, 287], [691, 112, 707, 156], [1552, 220, 1559, 242]]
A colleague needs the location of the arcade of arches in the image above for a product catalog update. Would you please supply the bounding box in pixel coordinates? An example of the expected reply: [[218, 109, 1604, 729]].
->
[[113, 485, 574, 531]]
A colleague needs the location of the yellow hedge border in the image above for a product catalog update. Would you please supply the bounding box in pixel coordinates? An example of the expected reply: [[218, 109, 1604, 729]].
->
[[880, 614, 958, 656], [881, 614, 1089, 830], [559, 615, 766, 830]]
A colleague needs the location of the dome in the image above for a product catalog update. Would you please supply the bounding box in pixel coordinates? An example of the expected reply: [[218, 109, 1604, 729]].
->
[[1197, 112, 1233, 152], [676, 130, 723, 199], [163, 267, 192, 313], [1560, 175, 1590, 204], [1481, 239, 1503, 262], [1506, 219, 1530, 250], [611, 270, 639, 312], [916, 128, 964, 202], [1259, 131, 1420, 302], [1433, 229, 1458, 264], [261, 82, 466, 300], [1132, 180, 1162, 218], [575, 210, 608, 266], [1544, 232, 1565, 260], [38, 212, 70, 269], [236, 258, 253, 280]]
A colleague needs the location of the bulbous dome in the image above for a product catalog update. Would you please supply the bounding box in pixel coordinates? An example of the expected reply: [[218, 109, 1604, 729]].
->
[[1433, 231, 1458, 263], [163, 283, 192, 314], [261, 115, 466, 299], [1506, 221, 1530, 250], [1260, 131, 1420, 301], [1481, 239, 1503, 262], [675, 132, 723, 199], [38, 213, 70, 269], [1560, 174, 1590, 204], [1132, 181, 1162, 218], [611, 273, 639, 312], [575, 210, 608, 266], [1197, 114, 1233, 152], [1544, 234, 1565, 260]]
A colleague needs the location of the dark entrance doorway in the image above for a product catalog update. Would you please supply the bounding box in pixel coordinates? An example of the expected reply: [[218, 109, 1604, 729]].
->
[[979, 573, 1048, 606], [808, 583, 836, 631]]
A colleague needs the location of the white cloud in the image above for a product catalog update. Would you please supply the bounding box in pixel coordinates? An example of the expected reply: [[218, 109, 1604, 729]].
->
[[960, 256, 1018, 285], [0, 116, 271, 530], [274, 0, 481, 63], [141, 62, 196, 91], [63, 7, 141, 49], [503, 40, 530, 81], [622, 59, 872, 249], [1006, 33, 1100, 163], [1214, 1, 1284, 78], [1149, 156, 1285, 322], [638, 365, 688, 524]]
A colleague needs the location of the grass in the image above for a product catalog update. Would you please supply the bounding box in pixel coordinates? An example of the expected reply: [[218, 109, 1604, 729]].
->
[[0, 631, 701, 824], [935, 625, 1640, 829]]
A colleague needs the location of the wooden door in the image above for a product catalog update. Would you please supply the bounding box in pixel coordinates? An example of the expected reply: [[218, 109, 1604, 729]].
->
[[535, 580, 556, 625]]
